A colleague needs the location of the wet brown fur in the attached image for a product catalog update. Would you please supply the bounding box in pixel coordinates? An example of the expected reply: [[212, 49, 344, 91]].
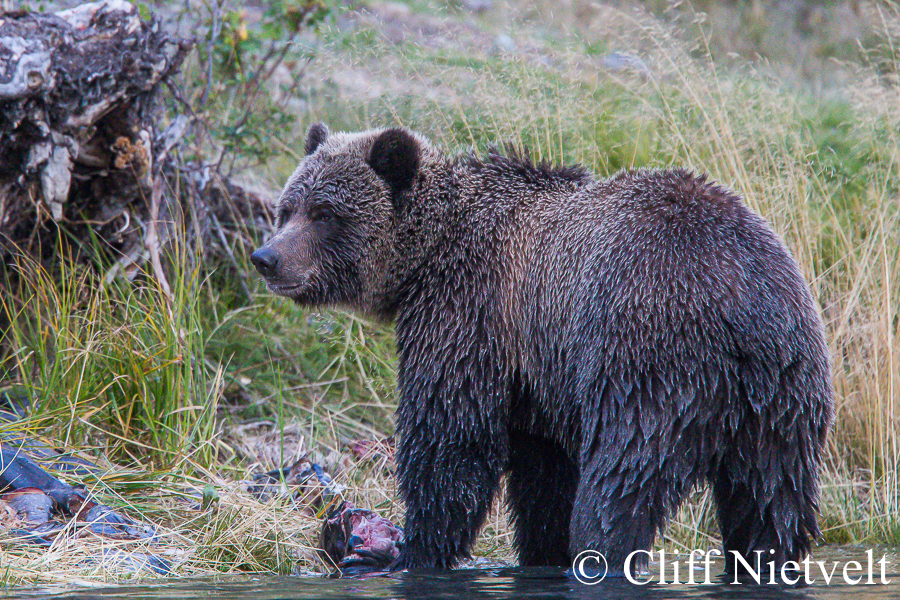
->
[[252, 125, 833, 574]]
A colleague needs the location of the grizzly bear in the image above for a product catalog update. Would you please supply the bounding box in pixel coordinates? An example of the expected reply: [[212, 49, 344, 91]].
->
[[251, 124, 833, 575]]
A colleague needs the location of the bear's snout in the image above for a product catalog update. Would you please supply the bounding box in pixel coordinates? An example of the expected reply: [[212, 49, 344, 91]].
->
[[251, 245, 279, 279]]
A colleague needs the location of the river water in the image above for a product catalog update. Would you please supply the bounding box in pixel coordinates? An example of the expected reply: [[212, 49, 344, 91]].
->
[[3, 547, 898, 599]]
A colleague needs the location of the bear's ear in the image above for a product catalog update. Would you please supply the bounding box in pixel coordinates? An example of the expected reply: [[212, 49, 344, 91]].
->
[[305, 123, 329, 156], [367, 128, 420, 195]]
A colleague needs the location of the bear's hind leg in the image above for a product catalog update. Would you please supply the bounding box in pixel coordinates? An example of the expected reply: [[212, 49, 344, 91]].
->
[[506, 430, 577, 566], [712, 438, 820, 577], [570, 451, 696, 576], [711, 350, 828, 577], [569, 377, 703, 576]]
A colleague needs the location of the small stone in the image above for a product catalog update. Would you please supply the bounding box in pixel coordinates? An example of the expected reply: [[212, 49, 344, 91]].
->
[[602, 51, 651, 77], [461, 0, 492, 13], [494, 33, 515, 54]]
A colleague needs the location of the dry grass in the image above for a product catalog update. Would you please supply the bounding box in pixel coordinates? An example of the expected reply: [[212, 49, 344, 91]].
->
[[305, 0, 900, 549], [1, 0, 899, 586]]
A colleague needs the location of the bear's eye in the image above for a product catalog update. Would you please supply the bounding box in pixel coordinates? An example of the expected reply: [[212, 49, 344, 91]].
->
[[277, 206, 292, 226], [309, 205, 336, 223]]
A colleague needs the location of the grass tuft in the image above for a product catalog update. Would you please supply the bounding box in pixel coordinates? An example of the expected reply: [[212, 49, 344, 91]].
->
[[1, 0, 899, 584]]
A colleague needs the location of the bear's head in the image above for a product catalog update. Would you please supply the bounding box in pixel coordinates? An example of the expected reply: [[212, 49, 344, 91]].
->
[[251, 123, 428, 313]]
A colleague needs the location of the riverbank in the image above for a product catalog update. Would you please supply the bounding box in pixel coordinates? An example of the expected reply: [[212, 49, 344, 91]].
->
[[1, 0, 898, 585]]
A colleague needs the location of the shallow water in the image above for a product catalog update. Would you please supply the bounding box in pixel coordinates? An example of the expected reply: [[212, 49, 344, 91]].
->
[[4, 547, 899, 600]]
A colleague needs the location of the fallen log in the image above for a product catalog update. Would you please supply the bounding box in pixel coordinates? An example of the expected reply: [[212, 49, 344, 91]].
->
[[0, 0, 273, 288]]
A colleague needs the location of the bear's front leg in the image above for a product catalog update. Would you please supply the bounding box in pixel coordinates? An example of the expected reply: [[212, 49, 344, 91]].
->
[[391, 423, 505, 569], [390, 304, 508, 570]]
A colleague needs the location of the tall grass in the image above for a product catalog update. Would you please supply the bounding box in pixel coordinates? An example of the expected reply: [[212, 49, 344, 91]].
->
[[0, 239, 401, 582], [306, 0, 900, 548], [1, 240, 218, 469], [1, 0, 899, 583]]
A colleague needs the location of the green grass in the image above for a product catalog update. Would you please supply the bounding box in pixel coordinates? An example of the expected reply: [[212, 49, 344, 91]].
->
[[2, 244, 217, 469], [235, 0, 900, 551], [1, 0, 899, 584]]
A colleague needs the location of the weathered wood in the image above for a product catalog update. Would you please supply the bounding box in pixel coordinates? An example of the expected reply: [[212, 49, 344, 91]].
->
[[0, 0, 272, 289]]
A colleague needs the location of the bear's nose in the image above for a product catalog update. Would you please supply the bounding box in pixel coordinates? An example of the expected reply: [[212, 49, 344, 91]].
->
[[251, 246, 279, 278]]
